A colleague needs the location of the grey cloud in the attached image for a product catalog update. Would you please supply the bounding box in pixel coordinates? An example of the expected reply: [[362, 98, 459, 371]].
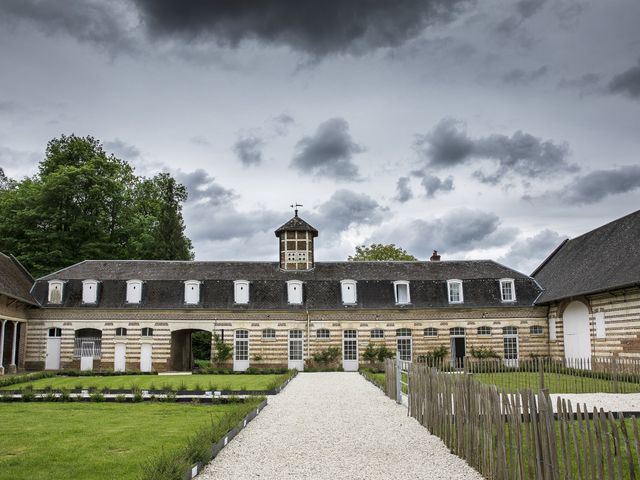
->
[[291, 118, 363, 181], [419, 174, 454, 198], [558, 73, 601, 95], [174, 169, 236, 205], [0, 146, 41, 177], [233, 135, 264, 166], [104, 138, 141, 160], [553, 165, 640, 205], [273, 114, 295, 136], [185, 203, 281, 242], [373, 208, 517, 258], [133, 0, 474, 58], [502, 65, 548, 85], [496, 0, 547, 35], [394, 177, 413, 203], [414, 118, 577, 183], [312, 189, 387, 234], [608, 61, 640, 100], [498, 229, 565, 274]]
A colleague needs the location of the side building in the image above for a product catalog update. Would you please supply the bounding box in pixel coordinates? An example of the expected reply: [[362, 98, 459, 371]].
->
[[533, 209, 640, 361], [23, 212, 548, 372]]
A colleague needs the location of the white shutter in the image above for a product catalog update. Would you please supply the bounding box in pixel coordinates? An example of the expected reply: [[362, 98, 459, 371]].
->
[[234, 281, 249, 304], [184, 281, 201, 304], [82, 280, 98, 304], [595, 311, 606, 339], [340, 280, 357, 304], [287, 281, 303, 304], [126, 280, 142, 304]]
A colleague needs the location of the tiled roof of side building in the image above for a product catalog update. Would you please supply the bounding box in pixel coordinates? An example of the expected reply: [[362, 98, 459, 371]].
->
[[0, 253, 38, 306], [533, 209, 640, 304], [32, 259, 541, 309]]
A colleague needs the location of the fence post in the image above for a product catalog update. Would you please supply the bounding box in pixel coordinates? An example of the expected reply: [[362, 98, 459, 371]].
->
[[396, 352, 402, 404], [612, 356, 619, 394], [538, 357, 545, 391]]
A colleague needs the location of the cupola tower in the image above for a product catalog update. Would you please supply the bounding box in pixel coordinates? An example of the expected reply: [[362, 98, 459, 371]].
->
[[274, 206, 318, 270]]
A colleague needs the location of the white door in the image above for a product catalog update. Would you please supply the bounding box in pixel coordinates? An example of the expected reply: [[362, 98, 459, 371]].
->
[[288, 330, 304, 371], [563, 301, 592, 366], [233, 330, 250, 372], [342, 330, 358, 371], [114, 343, 126, 372], [503, 335, 519, 368], [45, 337, 61, 370], [140, 343, 152, 372], [80, 341, 94, 371]]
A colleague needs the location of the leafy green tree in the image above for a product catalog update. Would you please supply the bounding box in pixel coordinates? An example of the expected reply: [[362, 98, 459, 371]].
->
[[191, 331, 212, 361], [348, 243, 417, 261], [0, 134, 194, 277]]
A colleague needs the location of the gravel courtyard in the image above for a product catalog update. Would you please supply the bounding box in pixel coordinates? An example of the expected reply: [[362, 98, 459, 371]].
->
[[199, 372, 482, 480]]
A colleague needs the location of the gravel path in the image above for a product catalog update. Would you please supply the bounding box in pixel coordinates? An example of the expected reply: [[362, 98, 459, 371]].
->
[[551, 393, 640, 413], [199, 372, 481, 480]]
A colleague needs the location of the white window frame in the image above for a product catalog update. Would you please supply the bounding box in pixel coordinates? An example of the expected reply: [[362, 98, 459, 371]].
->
[[447, 279, 464, 304], [262, 328, 276, 340], [234, 280, 250, 304], [287, 280, 303, 305], [141, 327, 153, 337], [47, 280, 64, 304], [184, 280, 202, 305], [424, 327, 438, 337], [316, 328, 330, 339], [115, 327, 127, 337], [126, 279, 143, 304], [370, 329, 384, 339], [340, 279, 357, 305], [530, 325, 544, 335], [82, 279, 99, 304], [393, 280, 411, 305], [477, 326, 492, 336], [499, 278, 516, 302]]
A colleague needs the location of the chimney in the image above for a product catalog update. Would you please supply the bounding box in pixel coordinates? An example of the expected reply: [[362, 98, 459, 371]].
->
[[430, 250, 441, 261]]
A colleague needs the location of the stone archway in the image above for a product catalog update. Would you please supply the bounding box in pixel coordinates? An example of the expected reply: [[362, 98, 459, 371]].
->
[[170, 329, 211, 371]]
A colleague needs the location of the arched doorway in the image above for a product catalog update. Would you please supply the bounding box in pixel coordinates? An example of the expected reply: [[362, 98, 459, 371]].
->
[[74, 328, 102, 371], [563, 301, 592, 363], [170, 329, 212, 371]]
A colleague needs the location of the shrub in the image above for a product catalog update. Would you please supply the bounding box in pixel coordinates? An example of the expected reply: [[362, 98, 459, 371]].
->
[[417, 346, 449, 366], [311, 347, 340, 367], [133, 392, 143, 403], [21, 390, 35, 402], [211, 334, 232, 365], [115, 394, 126, 403], [376, 345, 395, 362], [470, 346, 500, 359], [362, 343, 378, 363], [90, 392, 105, 402]]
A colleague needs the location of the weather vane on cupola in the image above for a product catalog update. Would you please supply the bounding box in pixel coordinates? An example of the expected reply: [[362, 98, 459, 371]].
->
[[290, 203, 303, 217]]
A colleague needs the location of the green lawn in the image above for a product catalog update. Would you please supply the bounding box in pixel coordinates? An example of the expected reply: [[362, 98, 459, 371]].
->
[[0, 401, 260, 480], [1, 372, 292, 392], [473, 371, 640, 393], [360, 370, 385, 388]]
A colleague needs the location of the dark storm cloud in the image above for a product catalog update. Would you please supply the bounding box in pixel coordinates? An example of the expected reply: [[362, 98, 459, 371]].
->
[[104, 139, 141, 161], [374, 208, 518, 258], [291, 118, 364, 181], [502, 65, 548, 85], [416, 173, 454, 198], [552, 165, 640, 205], [0, 0, 137, 55], [498, 229, 565, 274], [233, 135, 264, 166], [133, 0, 474, 58], [394, 177, 413, 203], [414, 118, 577, 184], [608, 61, 640, 100], [174, 169, 236, 205], [312, 189, 386, 234]]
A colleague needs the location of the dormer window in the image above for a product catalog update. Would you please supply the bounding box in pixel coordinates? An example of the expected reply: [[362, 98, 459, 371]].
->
[[393, 281, 411, 304], [234, 280, 250, 304], [48, 280, 64, 304], [126, 280, 143, 304], [340, 279, 357, 304], [447, 280, 463, 304], [184, 280, 201, 305], [500, 278, 516, 302], [287, 280, 303, 304], [82, 280, 99, 304]]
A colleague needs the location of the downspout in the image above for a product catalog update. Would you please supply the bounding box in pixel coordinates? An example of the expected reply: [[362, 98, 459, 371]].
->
[[306, 309, 310, 360]]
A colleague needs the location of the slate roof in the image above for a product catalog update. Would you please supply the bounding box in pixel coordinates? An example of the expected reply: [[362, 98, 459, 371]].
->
[[533, 209, 640, 303], [0, 253, 37, 306], [274, 214, 318, 237], [32, 260, 541, 310]]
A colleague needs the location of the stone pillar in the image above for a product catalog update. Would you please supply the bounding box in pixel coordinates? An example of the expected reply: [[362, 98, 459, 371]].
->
[[0, 319, 6, 375], [8, 321, 18, 374]]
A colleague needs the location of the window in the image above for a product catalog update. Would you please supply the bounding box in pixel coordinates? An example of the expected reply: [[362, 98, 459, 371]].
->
[[82, 280, 99, 304], [396, 328, 412, 337], [287, 280, 303, 304], [450, 327, 465, 336], [477, 326, 492, 336], [340, 279, 357, 304], [447, 280, 463, 304], [595, 312, 606, 339], [500, 278, 516, 302], [530, 325, 544, 335], [235, 330, 249, 361], [126, 280, 142, 304], [424, 327, 438, 337], [396, 328, 412, 361], [503, 326, 518, 365], [370, 329, 384, 339], [184, 280, 201, 304], [141, 327, 153, 337], [262, 328, 276, 339], [316, 329, 330, 339], [48, 280, 64, 304], [393, 281, 411, 304], [502, 326, 518, 335], [48, 327, 62, 337], [234, 280, 250, 304], [115, 327, 127, 337]]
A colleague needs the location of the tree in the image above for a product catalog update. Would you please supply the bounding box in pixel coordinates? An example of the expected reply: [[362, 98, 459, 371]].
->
[[348, 243, 417, 261], [0, 134, 194, 277]]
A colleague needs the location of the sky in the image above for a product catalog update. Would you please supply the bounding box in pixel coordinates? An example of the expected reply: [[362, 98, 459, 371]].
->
[[1, 0, 639, 274]]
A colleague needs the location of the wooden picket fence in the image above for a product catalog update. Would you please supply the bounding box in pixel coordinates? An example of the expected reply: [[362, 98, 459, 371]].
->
[[406, 363, 640, 480], [384, 358, 397, 401]]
